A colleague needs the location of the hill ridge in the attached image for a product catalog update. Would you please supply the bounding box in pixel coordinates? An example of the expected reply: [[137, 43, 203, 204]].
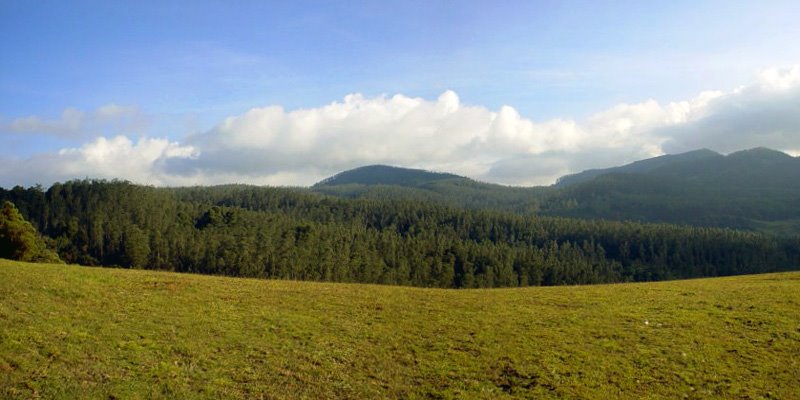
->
[[314, 164, 464, 187]]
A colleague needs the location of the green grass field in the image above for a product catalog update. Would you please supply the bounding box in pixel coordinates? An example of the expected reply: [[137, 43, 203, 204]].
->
[[1, 260, 798, 399]]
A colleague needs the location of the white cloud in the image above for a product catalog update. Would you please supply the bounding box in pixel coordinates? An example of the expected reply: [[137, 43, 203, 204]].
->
[[755, 65, 800, 92], [159, 89, 669, 185], [1, 104, 148, 138], [658, 66, 800, 153], [0, 136, 196, 187], [2, 66, 800, 188]]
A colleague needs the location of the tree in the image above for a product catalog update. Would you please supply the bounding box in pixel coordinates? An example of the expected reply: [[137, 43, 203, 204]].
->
[[2, 180, 796, 287], [122, 226, 150, 268], [0, 201, 62, 263]]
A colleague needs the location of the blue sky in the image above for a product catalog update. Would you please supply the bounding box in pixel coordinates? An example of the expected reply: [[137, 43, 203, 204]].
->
[[2, 1, 800, 186]]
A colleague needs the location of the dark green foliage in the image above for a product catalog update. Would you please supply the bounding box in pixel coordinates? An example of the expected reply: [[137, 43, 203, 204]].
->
[[1, 180, 797, 287], [314, 164, 461, 187], [554, 148, 724, 186], [121, 226, 149, 268], [195, 205, 240, 229], [311, 149, 800, 236], [542, 148, 800, 234], [0, 201, 61, 263], [314, 165, 548, 213]]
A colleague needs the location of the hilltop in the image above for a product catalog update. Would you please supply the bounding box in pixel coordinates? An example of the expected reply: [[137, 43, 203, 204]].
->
[[312, 164, 547, 212], [544, 148, 800, 234], [554, 148, 724, 187], [2, 260, 798, 399], [556, 147, 799, 188], [314, 165, 463, 187]]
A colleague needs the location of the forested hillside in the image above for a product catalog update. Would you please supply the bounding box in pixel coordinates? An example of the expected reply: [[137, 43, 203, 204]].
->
[[315, 165, 462, 187], [543, 148, 800, 234], [312, 148, 800, 235], [554, 148, 723, 187], [1, 180, 797, 288], [313, 165, 547, 213]]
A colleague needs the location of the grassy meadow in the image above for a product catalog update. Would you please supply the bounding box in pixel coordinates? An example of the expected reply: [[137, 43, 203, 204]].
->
[[1, 259, 799, 399]]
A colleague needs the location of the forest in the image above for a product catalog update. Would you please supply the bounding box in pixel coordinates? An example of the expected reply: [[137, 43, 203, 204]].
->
[[544, 148, 800, 234], [2, 180, 798, 288], [313, 148, 800, 236]]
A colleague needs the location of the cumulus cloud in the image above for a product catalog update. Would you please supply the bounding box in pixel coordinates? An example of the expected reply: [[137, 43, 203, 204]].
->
[[1, 104, 149, 138], [2, 66, 800, 187], [0, 136, 196, 187], [659, 66, 800, 153], [158, 90, 672, 185]]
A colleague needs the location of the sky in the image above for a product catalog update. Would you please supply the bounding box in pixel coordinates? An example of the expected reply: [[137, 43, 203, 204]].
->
[[2, 0, 800, 187]]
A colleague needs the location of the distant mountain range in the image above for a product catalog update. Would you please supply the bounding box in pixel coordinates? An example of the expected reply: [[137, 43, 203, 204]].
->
[[313, 148, 800, 235]]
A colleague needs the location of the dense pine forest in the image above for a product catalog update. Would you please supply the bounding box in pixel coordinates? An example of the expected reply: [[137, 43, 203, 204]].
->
[[2, 180, 798, 288]]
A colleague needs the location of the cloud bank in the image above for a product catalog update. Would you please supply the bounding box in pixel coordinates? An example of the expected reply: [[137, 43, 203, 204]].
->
[[2, 67, 800, 187]]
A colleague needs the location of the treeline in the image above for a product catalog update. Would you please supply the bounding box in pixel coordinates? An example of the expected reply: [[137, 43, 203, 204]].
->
[[1, 180, 798, 288]]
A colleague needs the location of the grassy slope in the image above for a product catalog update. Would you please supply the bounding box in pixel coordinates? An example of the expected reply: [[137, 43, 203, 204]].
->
[[1, 260, 799, 399]]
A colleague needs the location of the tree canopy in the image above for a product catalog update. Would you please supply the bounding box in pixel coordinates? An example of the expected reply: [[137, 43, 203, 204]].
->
[[1, 181, 797, 287], [0, 201, 61, 263]]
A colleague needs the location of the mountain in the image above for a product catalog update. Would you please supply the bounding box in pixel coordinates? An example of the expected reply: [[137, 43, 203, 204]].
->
[[555, 148, 723, 186], [542, 148, 800, 235], [313, 148, 800, 235], [313, 165, 550, 213], [314, 165, 463, 187], [654, 147, 799, 186]]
